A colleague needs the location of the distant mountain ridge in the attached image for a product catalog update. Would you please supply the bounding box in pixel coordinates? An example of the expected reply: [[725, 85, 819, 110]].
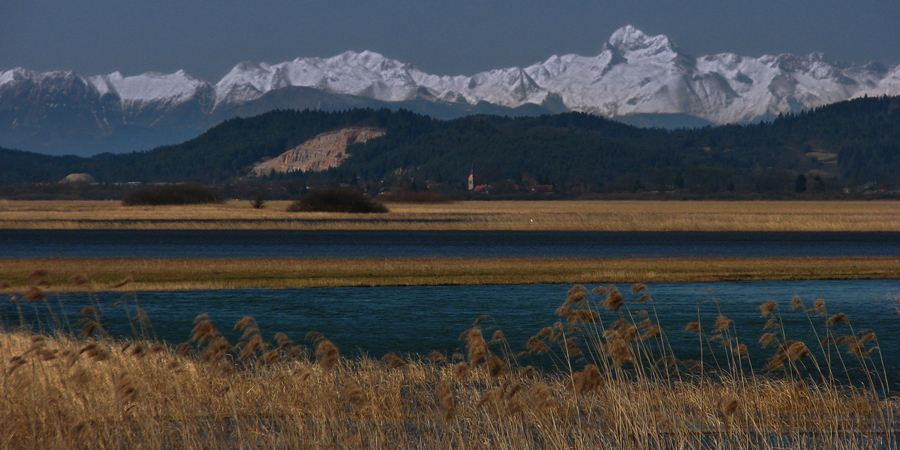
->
[[2, 25, 899, 155]]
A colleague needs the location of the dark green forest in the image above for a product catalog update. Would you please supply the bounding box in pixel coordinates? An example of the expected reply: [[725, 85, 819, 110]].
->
[[2, 95, 899, 198]]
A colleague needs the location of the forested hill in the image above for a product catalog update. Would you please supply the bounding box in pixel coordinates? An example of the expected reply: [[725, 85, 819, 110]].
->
[[2, 95, 899, 195]]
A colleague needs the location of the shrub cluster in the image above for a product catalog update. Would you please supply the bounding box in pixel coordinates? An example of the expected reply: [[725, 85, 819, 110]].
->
[[287, 188, 388, 213], [122, 184, 224, 206]]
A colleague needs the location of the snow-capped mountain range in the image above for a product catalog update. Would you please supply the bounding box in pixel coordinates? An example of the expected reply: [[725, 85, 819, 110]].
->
[[2, 25, 899, 156]]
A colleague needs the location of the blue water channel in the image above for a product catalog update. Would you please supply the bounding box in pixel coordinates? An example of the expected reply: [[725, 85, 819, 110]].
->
[[4, 230, 900, 258], [4, 281, 899, 386]]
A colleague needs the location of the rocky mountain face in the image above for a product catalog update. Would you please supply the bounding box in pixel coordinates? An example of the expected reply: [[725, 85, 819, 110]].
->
[[248, 127, 386, 176], [2, 25, 899, 156]]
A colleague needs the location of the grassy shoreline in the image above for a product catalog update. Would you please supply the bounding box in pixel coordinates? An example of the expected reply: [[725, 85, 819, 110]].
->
[[3, 199, 900, 231], [2, 282, 897, 449], [3, 256, 900, 292]]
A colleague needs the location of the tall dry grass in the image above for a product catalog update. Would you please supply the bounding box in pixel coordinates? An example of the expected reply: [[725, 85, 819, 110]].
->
[[1, 281, 898, 449]]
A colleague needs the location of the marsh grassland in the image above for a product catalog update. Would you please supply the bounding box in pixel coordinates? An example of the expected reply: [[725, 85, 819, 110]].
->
[[3, 199, 899, 448], [3, 199, 900, 231], [3, 257, 900, 292], [1, 283, 897, 449]]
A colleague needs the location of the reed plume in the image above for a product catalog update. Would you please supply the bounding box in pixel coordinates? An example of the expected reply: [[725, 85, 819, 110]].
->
[[315, 337, 340, 370], [461, 328, 488, 366]]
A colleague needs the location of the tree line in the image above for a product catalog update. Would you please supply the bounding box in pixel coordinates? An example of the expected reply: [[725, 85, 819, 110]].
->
[[1, 95, 899, 198]]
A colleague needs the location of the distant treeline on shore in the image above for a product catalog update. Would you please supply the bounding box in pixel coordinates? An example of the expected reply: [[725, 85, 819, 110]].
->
[[1, 95, 899, 200]]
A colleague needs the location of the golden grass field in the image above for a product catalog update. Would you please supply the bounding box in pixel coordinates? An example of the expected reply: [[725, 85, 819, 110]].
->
[[2, 199, 900, 231], [3, 256, 900, 292], [1, 284, 896, 449]]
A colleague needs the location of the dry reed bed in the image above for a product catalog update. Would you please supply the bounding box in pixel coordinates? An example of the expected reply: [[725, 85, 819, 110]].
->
[[3, 200, 900, 231], [3, 256, 900, 292], [1, 284, 898, 449]]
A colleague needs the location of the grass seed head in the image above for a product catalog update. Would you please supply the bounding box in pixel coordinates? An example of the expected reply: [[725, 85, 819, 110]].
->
[[812, 298, 826, 312], [565, 290, 587, 307], [715, 315, 733, 332], [827, 313, 849, 327], [572, 364, 604, 394], [485, 356, 506, 378], [453, 362, 469, 380], [602, 290, 625, 312], [473, 314, 490, 326], [175, 342, 194, 357], [759, 332, 779, 348], [315, 338, 340, 370], [234, 316, 255, 331], [305, 331, 322, 342], [261, 349, 280, 365], [201, 336, 233, 363], [527, 336, 550, 354], [462, 328, 488, 366], [274, 332, 292, 349], [567, 284, 587, 296], [428, 351, 448, 365], [641, 325, 662, 339], [382, 352, 407, 369], [78, 321, 98, 339], [782, 340, 810, 361], [860, 332, 877, 343], [604, 339, 633, 366], [684, 322, 701, 333], [190, 320, 218, 344], [759, 300, 777, 317]]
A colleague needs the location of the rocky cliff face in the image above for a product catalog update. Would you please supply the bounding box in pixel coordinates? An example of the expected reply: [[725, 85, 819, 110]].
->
[[249, 127, 385, 176]]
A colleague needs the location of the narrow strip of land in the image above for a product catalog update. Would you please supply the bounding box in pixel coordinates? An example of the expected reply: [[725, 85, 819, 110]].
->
[[4, 200, 900, 231], [3, 257, 899, 292]]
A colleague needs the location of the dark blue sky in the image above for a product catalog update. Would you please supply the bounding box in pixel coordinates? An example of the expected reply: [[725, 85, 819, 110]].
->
[[2, 0, 898, 81]]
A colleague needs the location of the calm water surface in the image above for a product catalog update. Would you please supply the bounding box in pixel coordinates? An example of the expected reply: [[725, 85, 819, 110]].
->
[[4, 280, 899, 384], [4, 230, 900, 258]]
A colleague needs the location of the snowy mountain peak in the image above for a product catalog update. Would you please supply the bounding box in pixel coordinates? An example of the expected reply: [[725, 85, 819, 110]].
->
[[608, 25, 650, 49], [606, 25, 680, 58], [0, 68, 80, 86], [87, 70, 211, 103]]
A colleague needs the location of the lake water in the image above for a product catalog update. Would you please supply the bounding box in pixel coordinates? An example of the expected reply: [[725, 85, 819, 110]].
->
[[4, 280, 899, 385], [4, 230, 900, 258], [4, 229, 899, 386]]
